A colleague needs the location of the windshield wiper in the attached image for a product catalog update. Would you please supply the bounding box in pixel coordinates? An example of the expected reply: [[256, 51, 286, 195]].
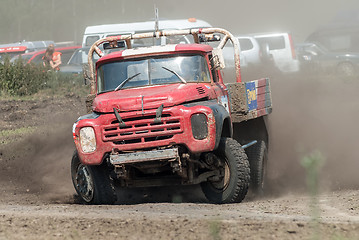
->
[[115, 72, 141, 91], [162, 66, 187, 84]]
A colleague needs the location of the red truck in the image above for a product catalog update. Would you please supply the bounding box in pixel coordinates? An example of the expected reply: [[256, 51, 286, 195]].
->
[[71, 28, 272, 204]]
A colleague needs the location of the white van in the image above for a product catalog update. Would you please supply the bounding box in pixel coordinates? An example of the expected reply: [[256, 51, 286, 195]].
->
[[82, 18, 212, 48], [252, 32, 300, 73]]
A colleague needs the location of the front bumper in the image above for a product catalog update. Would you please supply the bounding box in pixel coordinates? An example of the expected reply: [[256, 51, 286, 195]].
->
[[110, 148, 179, 165], [73, 104, 216, 165]]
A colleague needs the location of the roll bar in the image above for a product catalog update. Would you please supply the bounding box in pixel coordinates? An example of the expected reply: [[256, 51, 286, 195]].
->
[[87, 28, 241, 94]]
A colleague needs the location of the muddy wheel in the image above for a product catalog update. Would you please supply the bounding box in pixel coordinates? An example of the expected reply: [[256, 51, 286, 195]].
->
[[201, 138, 250, 203], [71, 151, 117, 204], [245, 140, 267, 195], [337, 62, 355, 77]]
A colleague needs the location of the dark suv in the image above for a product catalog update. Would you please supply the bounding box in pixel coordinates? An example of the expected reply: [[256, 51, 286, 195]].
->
[[296, 42, 359, 77]]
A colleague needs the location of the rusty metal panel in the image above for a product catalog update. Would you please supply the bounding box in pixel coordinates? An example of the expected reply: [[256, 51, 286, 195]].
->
[[226, 82, 248, 123], [110, 148, 179, 165], [227, 78, 272, 123]]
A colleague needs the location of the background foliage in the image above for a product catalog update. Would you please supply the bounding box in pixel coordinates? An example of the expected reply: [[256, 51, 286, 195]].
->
[[0, 57, 84, 96]]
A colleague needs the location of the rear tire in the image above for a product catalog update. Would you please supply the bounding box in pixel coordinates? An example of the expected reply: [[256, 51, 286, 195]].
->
[[201, 138, 250, 203], [337, 62, 355, 77], [245, 140, 267, 195], [71, 151, 117, 204]]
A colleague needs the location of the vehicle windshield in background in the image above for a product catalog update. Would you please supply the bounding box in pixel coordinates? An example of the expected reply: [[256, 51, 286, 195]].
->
[[238, 38, 254, 51], [256, 36, 286, 51], [10, 53, 34, 63], [97, 54, 211, 93], [67, 47, 100, 65], [67, 48, 90, 65]]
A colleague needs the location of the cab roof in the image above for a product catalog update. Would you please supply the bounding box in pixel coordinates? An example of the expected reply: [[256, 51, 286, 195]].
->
[[97, 43, 213, 64]]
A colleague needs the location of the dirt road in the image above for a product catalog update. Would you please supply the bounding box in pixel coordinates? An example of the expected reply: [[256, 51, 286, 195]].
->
[[0, 75, 358, 239], [0, 187, 358, 240]]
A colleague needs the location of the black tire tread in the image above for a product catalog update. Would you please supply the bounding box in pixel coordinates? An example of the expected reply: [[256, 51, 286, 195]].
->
[[89, 163, 117, 204], [222, 138, 250, 203], [245, 140, 267, 194], [71, 151, 117, 205], [201, 138, 250, 203]]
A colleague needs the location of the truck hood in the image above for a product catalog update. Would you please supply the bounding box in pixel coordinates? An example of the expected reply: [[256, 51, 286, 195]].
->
[[92, 83, 212, 113]]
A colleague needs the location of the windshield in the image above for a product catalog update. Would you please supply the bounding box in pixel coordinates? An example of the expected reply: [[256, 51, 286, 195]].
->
[[68, 48, 90, 65], [97, 54, 211, 93]]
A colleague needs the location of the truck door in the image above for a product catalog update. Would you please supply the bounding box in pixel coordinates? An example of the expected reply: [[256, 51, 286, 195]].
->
[[209, 54, 230, 113]]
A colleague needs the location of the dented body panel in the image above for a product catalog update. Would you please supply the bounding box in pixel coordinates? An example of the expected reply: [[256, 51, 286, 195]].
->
[[92, 82, 218, 113], [73, 103, 217, 165]]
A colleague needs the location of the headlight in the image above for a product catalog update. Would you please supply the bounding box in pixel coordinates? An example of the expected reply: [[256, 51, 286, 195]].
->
[[191, 113, 208, 140], [79, 127, 96, 153]]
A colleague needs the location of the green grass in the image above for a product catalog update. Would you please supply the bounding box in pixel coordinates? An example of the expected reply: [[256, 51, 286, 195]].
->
[[301, 150, 326, 240], [208, 218, 221, 240], [331, 235, 353, 240], [0, 78, 89, 101], [0, 127, 36, 145]]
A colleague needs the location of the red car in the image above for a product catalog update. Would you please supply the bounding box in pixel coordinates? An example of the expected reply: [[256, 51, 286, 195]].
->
[[11, 45, 81, 66]]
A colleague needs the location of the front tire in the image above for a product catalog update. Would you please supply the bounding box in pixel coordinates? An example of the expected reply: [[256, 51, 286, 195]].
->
[[201, 138, 250, 203], [71, 151, 117, 204]]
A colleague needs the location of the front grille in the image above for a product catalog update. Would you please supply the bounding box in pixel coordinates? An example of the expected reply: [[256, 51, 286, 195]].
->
[[102, 113, 182, 145]]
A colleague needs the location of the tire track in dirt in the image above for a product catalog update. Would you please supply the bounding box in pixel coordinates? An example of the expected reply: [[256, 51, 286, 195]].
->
[[0, 191, 357, 224]]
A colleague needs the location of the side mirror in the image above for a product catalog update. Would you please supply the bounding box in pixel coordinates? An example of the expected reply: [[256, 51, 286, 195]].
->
[[212, 49, 226, 69], [103, 40, 126, 50]]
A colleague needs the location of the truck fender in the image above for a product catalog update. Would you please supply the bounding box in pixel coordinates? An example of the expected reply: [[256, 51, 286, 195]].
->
[[184, 100, 232, 150], [207, 103, 232, 149]]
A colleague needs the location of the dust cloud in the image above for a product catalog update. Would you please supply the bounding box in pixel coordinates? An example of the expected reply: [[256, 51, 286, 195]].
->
[[1, 0, 359, 44], [0, 114, 77, 203], [267, 73, 359, 195]]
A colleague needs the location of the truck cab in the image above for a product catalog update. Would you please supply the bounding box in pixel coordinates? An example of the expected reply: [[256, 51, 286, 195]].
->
[[71, 28, 272, 204]]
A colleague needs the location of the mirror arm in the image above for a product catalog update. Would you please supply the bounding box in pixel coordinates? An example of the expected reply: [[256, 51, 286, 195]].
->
[[218, 35, 229, 49]]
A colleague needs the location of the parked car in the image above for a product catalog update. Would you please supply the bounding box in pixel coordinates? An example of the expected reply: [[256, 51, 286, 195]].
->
[[296, 42, 359, 77], [307, 24, 359, 53], [59, 47, 105, 76], [222, 36, 261, 69], [0, 40, 54, 63], [252, 32, 300, 73], [59, 48, 89, 75], [11, 45, 80, 67]]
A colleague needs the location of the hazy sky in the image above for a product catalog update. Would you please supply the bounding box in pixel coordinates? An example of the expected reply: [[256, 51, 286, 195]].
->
[[1, 0, 359, 44]]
